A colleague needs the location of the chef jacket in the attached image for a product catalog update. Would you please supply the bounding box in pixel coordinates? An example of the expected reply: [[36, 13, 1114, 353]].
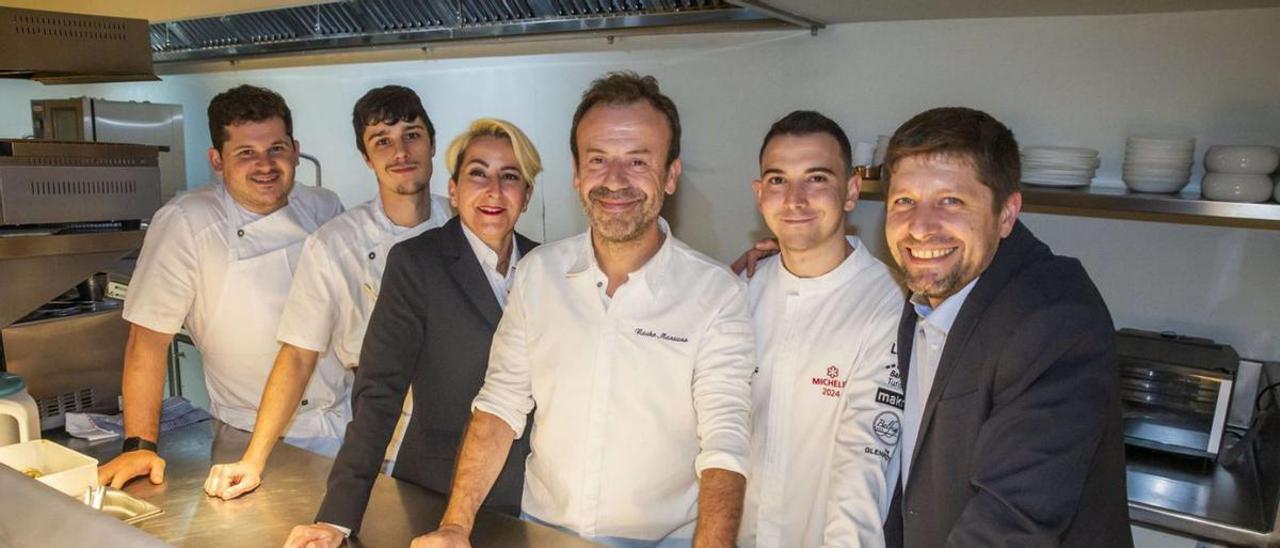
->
[[123, 182, 345, 443], [740, 237, 904, 548], [471, 219, 754, 542], [276, 194, 452, 369], [276, 194, 452, 461]]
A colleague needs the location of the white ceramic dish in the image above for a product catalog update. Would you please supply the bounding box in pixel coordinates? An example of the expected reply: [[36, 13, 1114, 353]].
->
[[0, 439, 98, 496], [1124, 176, 1191, 193], [1204, 145, 1280, 174], [1201, 173, 1274, 202]]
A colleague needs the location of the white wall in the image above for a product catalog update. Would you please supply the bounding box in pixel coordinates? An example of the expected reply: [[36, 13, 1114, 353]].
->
[[1, 7, 1277, 358]]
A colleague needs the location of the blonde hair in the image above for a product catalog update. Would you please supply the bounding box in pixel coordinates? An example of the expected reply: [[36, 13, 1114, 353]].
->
[[445, 118, 542, 188]]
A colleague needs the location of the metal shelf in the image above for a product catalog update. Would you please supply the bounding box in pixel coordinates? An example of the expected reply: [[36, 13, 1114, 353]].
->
[[858, 180, 1280, 230]]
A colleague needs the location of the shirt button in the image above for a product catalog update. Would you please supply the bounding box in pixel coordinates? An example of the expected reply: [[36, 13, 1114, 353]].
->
[[596, 281, 603, 288], [236, 229, 245, 237], [368, 251, 376, 260]]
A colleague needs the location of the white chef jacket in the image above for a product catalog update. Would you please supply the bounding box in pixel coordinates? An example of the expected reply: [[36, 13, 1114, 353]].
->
[[459, 222, 520, 308], [123, 182, 344, 438], [739, 237, 904, 548], [472, 219, 755, 542], [276, 194, 452, 369]]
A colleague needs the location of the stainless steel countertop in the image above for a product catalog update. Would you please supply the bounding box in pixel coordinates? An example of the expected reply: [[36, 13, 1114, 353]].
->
[[1126, 445, 1280, 547], [50, 420, 598, 547]]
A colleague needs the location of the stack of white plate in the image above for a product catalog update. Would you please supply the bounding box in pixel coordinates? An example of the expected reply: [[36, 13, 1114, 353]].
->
[[1123, 136, 1195, 193], [1021, 146, 1100, 188]]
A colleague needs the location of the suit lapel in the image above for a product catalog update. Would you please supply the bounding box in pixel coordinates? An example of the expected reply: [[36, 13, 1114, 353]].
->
[[903, 221, 1041, 489], [442, 218, 504, 328]]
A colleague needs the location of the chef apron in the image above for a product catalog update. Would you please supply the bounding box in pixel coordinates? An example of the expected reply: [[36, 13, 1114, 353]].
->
[[197, 188, 352, 457]]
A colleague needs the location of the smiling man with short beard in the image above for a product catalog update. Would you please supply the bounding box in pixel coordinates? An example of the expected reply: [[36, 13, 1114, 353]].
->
[[419, 72, 754, 548], [882, 107, 1130, 548]]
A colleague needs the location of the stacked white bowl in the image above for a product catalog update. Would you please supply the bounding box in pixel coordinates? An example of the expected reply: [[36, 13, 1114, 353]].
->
[[1201, 145, 1279, 203], [1122, 136, 1195, 193], [1021, 146, 1099, 188]]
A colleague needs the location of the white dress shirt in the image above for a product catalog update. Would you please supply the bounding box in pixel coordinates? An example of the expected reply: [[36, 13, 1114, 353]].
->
[[740, 237, 904, 548], [900, 277, 979, 486], [472, 219, 754, 542], [459, 222, 520, 308]]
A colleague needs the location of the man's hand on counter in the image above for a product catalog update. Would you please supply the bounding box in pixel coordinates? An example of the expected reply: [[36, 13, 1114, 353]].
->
[[283, 523, 346, 548], [97, 450, 166, 489], [410, 524, 471, 548], [204, 459, 265, 500]]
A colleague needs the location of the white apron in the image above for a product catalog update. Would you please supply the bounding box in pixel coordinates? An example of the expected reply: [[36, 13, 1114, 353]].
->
[[198, 190, 351, 456]]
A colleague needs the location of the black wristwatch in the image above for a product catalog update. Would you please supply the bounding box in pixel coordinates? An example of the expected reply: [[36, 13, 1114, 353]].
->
[[122, 437, 158, 453]]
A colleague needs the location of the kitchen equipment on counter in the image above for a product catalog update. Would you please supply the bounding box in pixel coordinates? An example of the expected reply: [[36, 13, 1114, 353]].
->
[[1122, 135, 1195, 193], [31, 98, 185, 202], [1, 140, 159, 429], [0, 439, 97, 496], [1201, 172, 1275, 203], [0, 373, 40, 446], [1021, 146, 1100, 188], [1203, 145, 1280, 174], [1118, 328, 1239, 460]]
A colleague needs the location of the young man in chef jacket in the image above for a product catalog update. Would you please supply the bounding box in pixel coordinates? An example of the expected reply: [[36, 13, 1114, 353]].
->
[[202, 85, 453, 500], [98, 85, 345, 489], [739, 111, 904, 548]]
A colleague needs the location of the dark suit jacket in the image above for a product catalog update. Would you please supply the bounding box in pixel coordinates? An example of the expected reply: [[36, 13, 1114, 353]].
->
[[885, 221, 1131, 548], [315, 216, 536, 532]]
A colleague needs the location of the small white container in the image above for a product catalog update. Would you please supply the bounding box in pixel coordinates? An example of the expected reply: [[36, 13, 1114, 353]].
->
[[0, 439, 99, 496], [1204, 145, 1280, 175], [1201, 173, 1274, 203]]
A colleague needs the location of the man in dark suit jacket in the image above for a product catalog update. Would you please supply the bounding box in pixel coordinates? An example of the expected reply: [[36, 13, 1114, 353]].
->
[[313, 215, 537, 534], [879, 107, 1131, 547]]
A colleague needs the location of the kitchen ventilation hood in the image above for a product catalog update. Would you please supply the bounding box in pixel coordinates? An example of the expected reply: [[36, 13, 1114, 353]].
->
[[0, 7, 158, 85], [149, 0, 822, 64]]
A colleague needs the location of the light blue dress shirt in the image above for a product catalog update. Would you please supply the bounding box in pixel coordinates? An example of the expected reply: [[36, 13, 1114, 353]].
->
[[900, 277, 980, 486]]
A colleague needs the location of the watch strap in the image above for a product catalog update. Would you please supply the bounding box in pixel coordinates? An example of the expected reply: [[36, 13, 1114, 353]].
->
[[121, 437, 158, 453]]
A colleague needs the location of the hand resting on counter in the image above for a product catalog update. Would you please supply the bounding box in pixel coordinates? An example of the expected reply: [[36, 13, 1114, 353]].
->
[[204, 459, 265, 500], [283, 523, 346, 548], [97, 449, 166, 489]]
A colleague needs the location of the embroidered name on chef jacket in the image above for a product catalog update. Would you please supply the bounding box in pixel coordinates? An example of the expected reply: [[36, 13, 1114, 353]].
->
[[811, 365, 847, 398], [633, 327, 689, 343]]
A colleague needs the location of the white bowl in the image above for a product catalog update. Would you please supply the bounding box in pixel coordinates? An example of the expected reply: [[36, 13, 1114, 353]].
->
[[1204, 145, 1280, 174], [1124, 175, 1191, 193], [1201, 173, 1274, 203]]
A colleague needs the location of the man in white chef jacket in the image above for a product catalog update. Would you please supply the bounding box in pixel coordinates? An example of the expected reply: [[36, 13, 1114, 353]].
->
[[98, 85, 345, 489], [202, 85, 452, 499], [415, 72, 754, 547], [739, 111, 903, 548]]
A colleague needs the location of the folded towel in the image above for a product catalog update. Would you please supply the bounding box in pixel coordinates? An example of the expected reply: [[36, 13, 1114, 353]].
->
[[65, 397, 213, 441]]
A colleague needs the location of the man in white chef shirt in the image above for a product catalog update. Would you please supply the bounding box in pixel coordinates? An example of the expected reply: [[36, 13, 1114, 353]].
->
[[98, 85, 344, 489], [415, 72, 754, 548], [202, 85, 452, 500], [739, 111, 903, 548]]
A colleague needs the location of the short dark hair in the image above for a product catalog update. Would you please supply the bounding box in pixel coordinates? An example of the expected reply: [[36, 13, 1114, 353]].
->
[[207, 84, 293, 152], [352, 85, 434, 156], [884, 107, 1021, 211], [570, 71, 681, 168], [759, 110, 853, 174]]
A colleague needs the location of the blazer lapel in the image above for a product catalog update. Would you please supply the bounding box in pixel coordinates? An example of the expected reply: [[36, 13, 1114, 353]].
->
[[904, 221, 1041, 486], [442, 218, 504, 328]]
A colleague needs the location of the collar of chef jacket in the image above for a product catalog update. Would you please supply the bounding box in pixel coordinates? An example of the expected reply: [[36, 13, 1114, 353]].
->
[[564, 216, 675, 302]]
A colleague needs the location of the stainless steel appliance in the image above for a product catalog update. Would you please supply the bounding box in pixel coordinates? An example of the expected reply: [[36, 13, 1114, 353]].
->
[[0, 6, 157, 85], [0, 140, 161, 429], [32, 98, 185, 202], [1119, 328, 1239, 459]]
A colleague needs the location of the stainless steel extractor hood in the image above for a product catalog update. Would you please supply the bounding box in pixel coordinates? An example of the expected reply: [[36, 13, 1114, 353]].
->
[[149, 0, 823, 64], [0, 6, 159, 84]]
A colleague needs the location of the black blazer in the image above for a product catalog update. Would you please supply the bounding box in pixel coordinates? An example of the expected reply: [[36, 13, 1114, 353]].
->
[[885, 221, 1131, 547], [315, 216, 537, 532]]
